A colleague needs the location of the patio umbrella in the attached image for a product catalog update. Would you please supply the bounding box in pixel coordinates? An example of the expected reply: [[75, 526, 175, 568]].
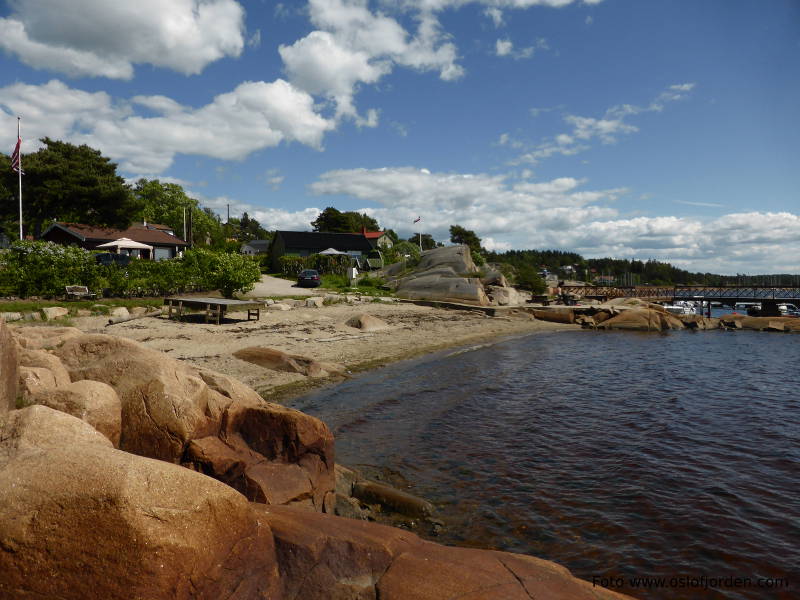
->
[[96, 238, 154, 253], [318, 247, 346, 255]]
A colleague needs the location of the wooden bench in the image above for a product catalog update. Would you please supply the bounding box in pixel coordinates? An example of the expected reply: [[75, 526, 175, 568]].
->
[[65, 285, 97, 301]]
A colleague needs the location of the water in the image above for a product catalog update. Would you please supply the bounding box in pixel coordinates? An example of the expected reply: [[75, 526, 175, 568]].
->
[[287, 328, 799, 599]]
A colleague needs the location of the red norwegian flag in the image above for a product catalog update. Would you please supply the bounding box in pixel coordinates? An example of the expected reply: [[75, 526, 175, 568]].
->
[[10, 136, 22, 174]]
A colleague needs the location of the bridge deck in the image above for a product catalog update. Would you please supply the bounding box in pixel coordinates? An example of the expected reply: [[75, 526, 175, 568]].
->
[[561, 286, 800, 303]]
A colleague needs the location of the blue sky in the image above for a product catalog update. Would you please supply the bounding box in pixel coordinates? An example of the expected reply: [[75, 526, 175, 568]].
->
[[1, 0, 798, 274]]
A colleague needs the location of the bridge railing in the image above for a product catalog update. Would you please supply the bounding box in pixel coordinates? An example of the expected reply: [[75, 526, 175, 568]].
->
[[560, 285, 800, 301]]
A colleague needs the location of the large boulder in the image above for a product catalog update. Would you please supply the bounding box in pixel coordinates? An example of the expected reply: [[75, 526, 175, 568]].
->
[[417, 244, 477, 274], [599, 309, 684, 332], [0, 319, 17, 414], [18, 347, 71, 387], [486, 285, 524, 306], [234, 347, 346, 378], [53, 334, 334, 511], [259, 504, 633, 600], [0, 405, 280, 599], [17, 366, 59, 400], [27, 379, 122, 446], [396, 273, 489, 306], [393, 246, 491, 306], [10, 326, 84, 349], [345, 313, 389, 332]]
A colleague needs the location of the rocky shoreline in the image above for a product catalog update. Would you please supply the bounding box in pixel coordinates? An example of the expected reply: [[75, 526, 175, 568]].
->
[[1, 315, 638, 599]]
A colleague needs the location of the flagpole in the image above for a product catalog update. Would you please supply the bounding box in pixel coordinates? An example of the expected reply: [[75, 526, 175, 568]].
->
[[17, 117, 22, 240]]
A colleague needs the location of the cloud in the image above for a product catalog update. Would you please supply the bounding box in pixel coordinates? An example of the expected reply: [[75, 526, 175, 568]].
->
[[279, 0, 465, 124], [495, 38, 513, 56], [516, 82, 696, 164], [0, 79, 334, 173], [0, 0, 245, 79], [304, 165, 800, 273], [484, 7, 504, 27]]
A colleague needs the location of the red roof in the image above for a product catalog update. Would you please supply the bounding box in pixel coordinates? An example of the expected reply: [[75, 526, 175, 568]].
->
[[362, 231, 387, 239], [47, 222, 188, 246]]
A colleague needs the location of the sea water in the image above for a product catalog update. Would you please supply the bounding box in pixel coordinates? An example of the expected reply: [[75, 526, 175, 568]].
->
[[287, 329, 799, 599]]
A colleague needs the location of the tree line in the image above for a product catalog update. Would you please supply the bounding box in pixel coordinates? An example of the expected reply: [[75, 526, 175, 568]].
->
[[2, 138, 793, 286]]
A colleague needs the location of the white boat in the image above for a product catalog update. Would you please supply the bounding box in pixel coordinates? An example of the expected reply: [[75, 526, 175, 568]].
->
[[663, 301, 696, 315]]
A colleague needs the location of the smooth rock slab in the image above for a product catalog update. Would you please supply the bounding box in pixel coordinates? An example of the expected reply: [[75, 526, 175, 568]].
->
[[0, 405, 281, 600], [41, 306, 69, 320], [28, 379, 122, 446], [259, 504, 634, 600]]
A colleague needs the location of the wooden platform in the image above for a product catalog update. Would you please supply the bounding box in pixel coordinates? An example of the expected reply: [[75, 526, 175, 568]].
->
[[163, 296, 263, 325]]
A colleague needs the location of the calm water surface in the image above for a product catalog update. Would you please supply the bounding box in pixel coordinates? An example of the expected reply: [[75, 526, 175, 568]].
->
[[288, 328, 799, 599]]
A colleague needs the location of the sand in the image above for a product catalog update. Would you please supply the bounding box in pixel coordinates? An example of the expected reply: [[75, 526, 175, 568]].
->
[[70, 299, 579, 401]]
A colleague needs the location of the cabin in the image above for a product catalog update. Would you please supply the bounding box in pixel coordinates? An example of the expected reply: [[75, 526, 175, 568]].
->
[[240, 239, 272, 256], [361, 230, 394, 249], [40, 222, 188, 260], [269, 231, 374, 271]]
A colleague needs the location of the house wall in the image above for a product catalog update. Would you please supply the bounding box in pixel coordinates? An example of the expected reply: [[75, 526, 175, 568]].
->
[[269, 236, 287, 271]]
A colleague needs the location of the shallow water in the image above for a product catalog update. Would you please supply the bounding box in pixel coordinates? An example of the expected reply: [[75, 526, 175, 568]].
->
[[288, 328, 799, 599]]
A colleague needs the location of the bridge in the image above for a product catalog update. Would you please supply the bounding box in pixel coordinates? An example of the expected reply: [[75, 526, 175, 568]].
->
[[561, 285, 800, 315]]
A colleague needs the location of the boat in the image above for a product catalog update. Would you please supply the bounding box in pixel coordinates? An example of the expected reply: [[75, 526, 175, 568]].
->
[[663, 301, 696, 315]]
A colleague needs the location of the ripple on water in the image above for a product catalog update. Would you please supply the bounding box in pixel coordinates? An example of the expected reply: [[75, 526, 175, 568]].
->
[[289, 330, 800, 600]]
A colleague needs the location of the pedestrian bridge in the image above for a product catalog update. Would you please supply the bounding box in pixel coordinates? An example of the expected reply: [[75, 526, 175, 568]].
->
[[561, 285, 800, 305]]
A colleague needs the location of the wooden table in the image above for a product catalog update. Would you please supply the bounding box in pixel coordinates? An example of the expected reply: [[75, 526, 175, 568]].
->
[[164, 297, 262, 325]]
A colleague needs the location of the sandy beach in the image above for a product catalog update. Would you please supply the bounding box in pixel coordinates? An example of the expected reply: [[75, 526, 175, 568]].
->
[[71, 299, 579, 401]]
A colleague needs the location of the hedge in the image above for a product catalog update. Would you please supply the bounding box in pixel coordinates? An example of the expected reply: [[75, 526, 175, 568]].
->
[[278, 253, 352, 277], [0, 241, 261, 299]]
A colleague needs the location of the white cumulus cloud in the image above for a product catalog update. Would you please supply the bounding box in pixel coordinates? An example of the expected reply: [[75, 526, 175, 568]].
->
[[0, 79, 334, 173], [0, 0, 245, 79]]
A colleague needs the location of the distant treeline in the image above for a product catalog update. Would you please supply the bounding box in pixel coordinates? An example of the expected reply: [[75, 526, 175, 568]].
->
[[485, 249, 800, 287]]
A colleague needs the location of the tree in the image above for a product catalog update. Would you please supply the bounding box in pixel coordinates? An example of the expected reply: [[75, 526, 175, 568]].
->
[[407, 233, 438, 250], [311, 207, 380, 233], [449, 225, 485, 263], [1, 138, 139, 236], [515, 265, 546, 294], [449, 225, 483, 252], [132, 178, 196, 236]]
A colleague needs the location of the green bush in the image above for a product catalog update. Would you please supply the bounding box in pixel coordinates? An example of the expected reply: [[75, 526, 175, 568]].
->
[[0, 241, 261, 299], [278, 254, 352, 277], [210, 252, 261, 298]]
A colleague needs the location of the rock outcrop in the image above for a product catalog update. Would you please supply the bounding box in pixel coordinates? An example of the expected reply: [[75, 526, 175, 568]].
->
[[52, 334, 335, 511], [392, 245, 491, 306], [234, 346, 346, 378], [260, 504, 632, 600], [0, 405, 281, 599], [10, 325, 84, 349], [0, 319, 17, 414], [598, 309, 684, 332], [346, 313, 389, 332], [27, 379, 122, 446]]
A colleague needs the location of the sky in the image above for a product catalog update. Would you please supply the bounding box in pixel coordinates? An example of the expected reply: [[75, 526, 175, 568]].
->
[[1, 0, 798, 274]]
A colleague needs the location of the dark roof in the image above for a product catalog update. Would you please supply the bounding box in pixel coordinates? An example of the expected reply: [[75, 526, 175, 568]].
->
[[276, 231, 374, 252], [242, 239, 272, 250], [42, 222, 188, 247]]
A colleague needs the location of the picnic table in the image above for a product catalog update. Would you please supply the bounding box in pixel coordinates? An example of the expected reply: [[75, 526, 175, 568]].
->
[[163, 296, 263, 325]]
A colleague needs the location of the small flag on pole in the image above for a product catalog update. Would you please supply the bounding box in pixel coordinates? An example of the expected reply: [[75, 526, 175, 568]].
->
[[413, 216, 421, 224], [10, 135, 22, 174]]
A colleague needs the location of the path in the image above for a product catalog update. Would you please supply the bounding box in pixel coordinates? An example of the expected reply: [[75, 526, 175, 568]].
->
[[241, 274, 322, 298]]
